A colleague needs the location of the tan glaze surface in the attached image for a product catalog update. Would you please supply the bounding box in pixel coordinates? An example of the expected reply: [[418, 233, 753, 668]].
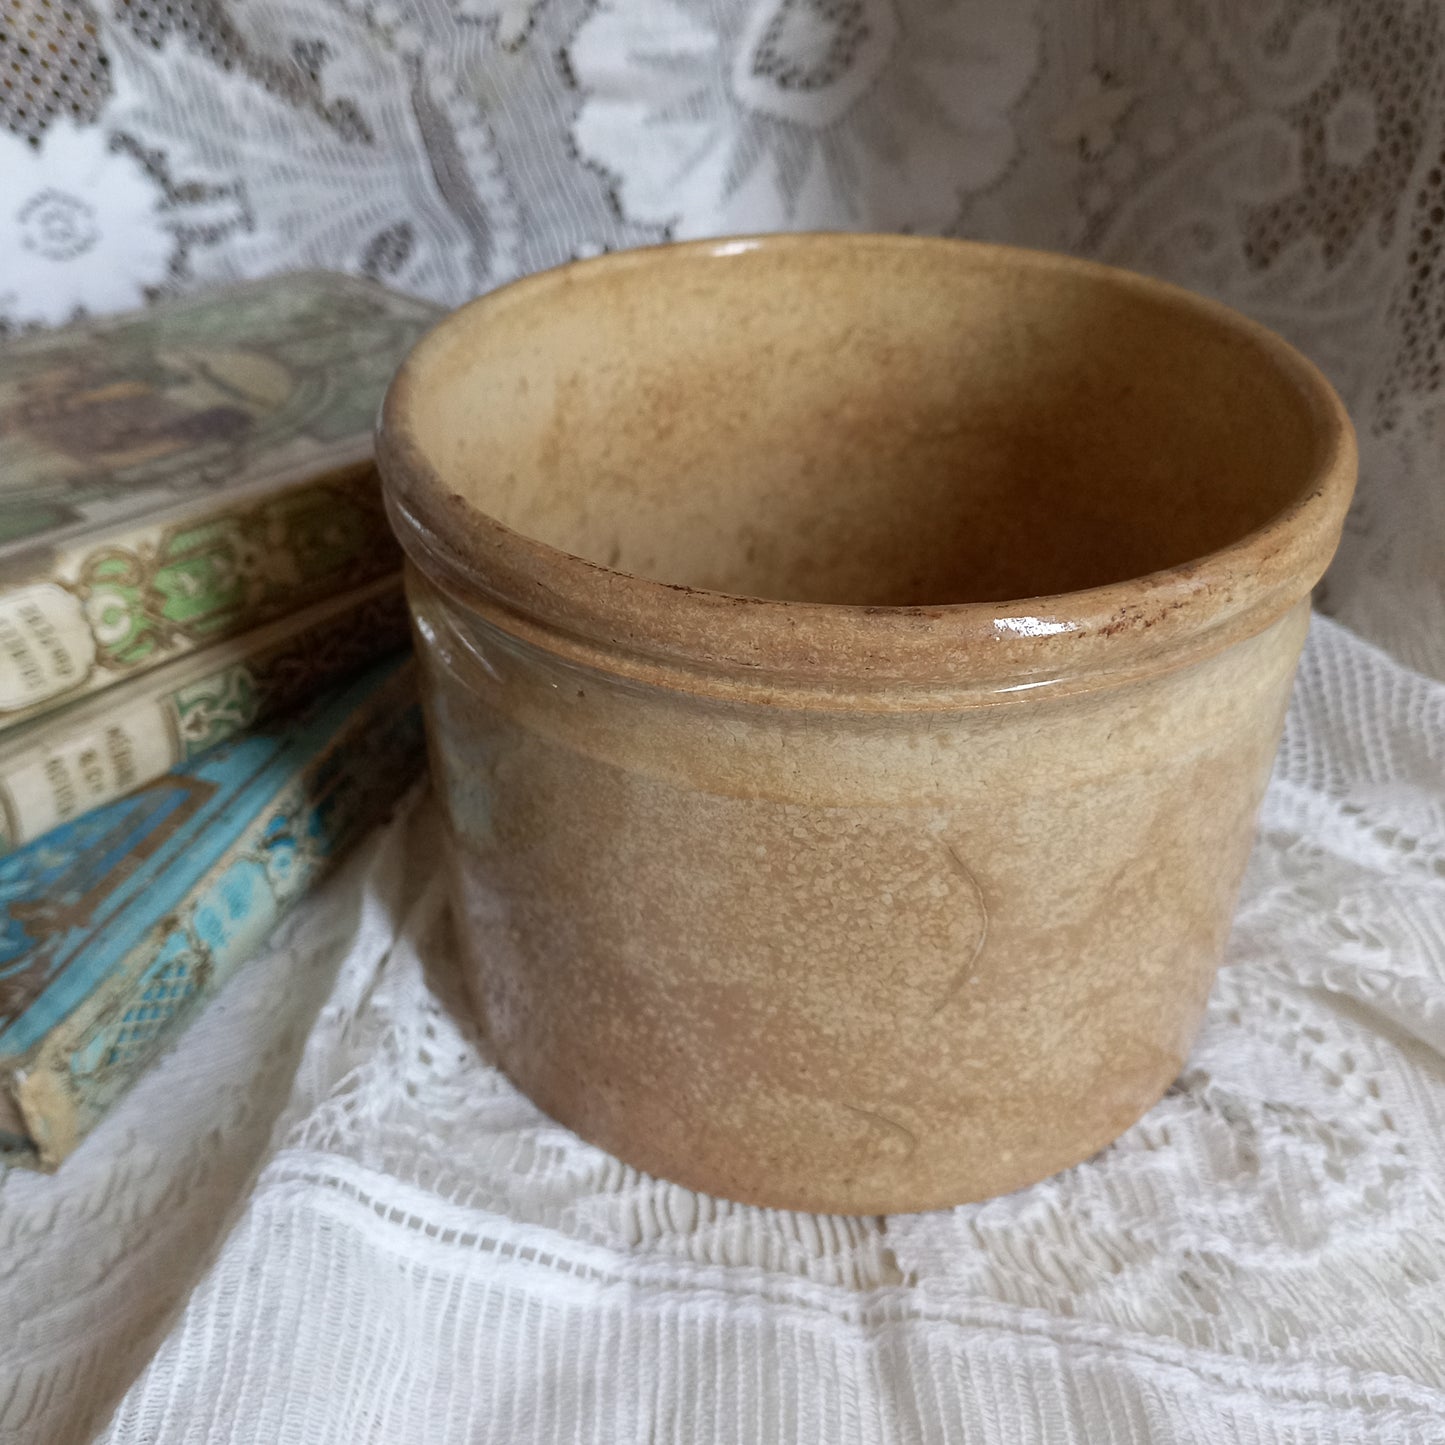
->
[[380, 235, 1357, 1214]]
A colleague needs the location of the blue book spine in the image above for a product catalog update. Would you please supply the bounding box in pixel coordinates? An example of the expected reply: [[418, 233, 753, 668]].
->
[[0, 654, 423, 1167]]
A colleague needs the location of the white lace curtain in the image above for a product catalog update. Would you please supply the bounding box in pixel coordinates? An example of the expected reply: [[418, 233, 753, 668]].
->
[[3, 0, 1443, 675]]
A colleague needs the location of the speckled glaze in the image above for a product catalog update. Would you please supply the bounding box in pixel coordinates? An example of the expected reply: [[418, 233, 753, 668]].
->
[[378, 235, 1356, 1214]]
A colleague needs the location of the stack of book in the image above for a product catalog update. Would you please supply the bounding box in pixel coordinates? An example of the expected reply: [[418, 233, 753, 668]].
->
[[0, 273, 440, 1169]]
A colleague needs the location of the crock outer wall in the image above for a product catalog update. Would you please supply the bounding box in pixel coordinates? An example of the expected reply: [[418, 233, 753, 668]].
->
[[381, 236, 1357, 1212]]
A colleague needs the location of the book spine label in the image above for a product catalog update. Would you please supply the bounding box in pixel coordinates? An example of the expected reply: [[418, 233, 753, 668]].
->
[[0, 464, 399, 727], [0, 583, 97, 711], [0, 580, 409, 852], [0, 704, 176, 847]]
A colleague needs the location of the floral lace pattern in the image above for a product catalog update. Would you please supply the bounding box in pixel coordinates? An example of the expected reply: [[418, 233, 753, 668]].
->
[[2, 0, 1442, 673], [569, 0, 1037, 234], [0, 115, 173, 325]]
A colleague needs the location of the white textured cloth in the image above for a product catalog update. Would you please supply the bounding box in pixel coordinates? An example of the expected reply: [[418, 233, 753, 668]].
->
[[3, 613, 1443, 1444]]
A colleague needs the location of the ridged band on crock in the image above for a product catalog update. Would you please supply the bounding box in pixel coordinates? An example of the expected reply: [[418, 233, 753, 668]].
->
[[378, 236, 1357, 712]]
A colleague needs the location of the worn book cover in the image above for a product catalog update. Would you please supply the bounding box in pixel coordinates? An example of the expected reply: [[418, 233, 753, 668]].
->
[[0, 654, 423, 1169], [0, 575, 409, 853], [0, 271, 438, 727]]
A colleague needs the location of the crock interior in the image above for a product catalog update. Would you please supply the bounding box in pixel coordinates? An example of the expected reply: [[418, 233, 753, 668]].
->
[[404, 242, 1322, 608]]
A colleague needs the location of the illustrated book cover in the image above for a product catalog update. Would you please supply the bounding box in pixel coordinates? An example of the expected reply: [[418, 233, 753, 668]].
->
[[0, 654, 423, 1168], [0, 271, 437, 727]]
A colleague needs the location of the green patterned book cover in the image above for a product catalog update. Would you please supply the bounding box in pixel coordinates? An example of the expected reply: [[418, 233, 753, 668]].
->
[[0, 575, 409, 854], [0, 272, 438, 728], [0, 655, 423, 1169]]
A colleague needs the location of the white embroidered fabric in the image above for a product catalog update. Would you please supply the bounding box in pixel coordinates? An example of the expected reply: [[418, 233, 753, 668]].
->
[[1, 616, 1442, 1444]]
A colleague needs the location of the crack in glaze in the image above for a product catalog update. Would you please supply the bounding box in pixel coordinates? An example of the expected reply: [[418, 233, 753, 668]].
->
[[932, 843, 990, 1016]]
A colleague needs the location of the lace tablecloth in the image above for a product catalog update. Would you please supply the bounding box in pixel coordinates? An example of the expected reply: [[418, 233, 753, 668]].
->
[[2, 613, 1443, 1444]]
